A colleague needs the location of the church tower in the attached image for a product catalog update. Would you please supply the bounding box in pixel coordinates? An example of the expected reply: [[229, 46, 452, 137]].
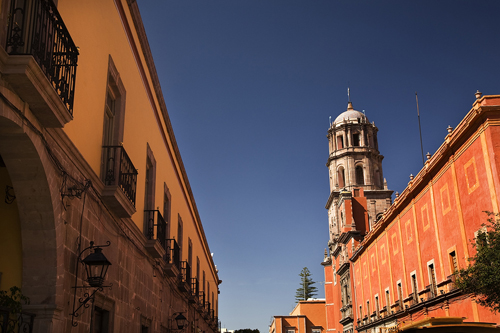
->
[[326, 100, 393, 241], [323, 99, 393, 333]]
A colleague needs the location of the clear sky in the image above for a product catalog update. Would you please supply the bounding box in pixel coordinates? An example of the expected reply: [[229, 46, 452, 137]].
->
[[137, 1, 500, 332]]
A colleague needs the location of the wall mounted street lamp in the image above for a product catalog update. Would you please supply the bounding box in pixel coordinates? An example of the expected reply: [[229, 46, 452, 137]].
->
[[172, 312, 187, 331], [70, 241, 112, 327]]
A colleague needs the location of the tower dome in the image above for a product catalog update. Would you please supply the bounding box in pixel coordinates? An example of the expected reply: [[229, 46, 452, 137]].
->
[[333, 102, 369, 124]]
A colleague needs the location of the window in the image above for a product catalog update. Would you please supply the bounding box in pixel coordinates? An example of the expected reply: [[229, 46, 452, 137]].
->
[[397, 281, 403, 308], [101, 57, 126, 181], [143, 145, 156, 236], [94, 306, 110, 333], [366, 301, 370, 315], [188, 238, 193, 267], [312, 328, 321, 333], [449, 251, 458, 273], [352, 133, 360, 146], [428, 263, 437, 297], [287, 328, 295, 333], [197, 257, 200, 280], [411, 273, 418, 303], [101, 57, 126, 147], [359, 305, 363, 319], [163, 183, 171, 239], [177, 215, 183, 259], [337, 135, 344, 149], [355, 165, 364, 185], [375, 295, 380, 317], [338, 167, 345, 188], [385, 289, 390, 313]]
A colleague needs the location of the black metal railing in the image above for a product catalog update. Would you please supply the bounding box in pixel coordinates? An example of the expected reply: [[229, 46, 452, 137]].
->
[[0, 306, 36, 333], [165, 239, 180, 269], [102, 146, 137, 206], [191, 278, 199, 297], [199, 290, 205, 307], [144, 210, 166, 248], [6, 0, 78, 114], [180, 261, 191, 285], [425, 284, 437, 300]]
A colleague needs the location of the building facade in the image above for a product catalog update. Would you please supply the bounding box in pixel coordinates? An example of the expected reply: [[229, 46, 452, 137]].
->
[[323, 93, 500, 332], [0, 0, 220, 332], [270, 300, 327, 333]]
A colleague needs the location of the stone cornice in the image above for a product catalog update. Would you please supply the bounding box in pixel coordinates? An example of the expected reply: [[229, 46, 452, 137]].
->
[[354, 95, 500, 256]]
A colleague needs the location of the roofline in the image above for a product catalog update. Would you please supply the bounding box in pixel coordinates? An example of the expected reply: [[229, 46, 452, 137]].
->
[[125, 0, 219, 281]]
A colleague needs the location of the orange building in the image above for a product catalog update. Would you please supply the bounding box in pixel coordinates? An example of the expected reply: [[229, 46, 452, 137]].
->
[[0, 0, 219, 332], [270, 300, 327, 333], [322, 93, 500, 332]]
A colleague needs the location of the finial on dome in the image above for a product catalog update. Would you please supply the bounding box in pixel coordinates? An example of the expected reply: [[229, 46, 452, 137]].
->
[[347, 86, 353, 110]]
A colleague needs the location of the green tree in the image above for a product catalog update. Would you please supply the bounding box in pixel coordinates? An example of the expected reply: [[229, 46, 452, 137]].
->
[[234, 329, 260, 333], [455, 212, 500, 312], [295, 267, 318, 302]]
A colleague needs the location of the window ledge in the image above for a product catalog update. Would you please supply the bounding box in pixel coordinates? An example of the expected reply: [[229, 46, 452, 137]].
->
[[145, 239, 165, 259], [101, 184, 136, 218]]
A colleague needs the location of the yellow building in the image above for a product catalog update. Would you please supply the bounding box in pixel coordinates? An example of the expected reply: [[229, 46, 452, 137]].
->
[[0, 0, 220, 332]]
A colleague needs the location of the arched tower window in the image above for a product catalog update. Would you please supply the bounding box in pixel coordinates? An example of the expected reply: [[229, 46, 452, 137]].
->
[[355, 165, 364, 185], [352, 133, 360, 147], [338, 167, 345, 188]]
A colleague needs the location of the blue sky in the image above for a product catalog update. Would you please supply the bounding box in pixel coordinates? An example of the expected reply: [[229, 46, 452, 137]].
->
[[137, 1, 500, 332]]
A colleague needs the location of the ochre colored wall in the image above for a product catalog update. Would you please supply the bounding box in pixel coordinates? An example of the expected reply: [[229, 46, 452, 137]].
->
[[57, 0, 218, 309]]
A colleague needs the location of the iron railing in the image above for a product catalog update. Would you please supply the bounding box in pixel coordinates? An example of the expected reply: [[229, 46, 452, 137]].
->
[[191, 278, 199, 298], [425, 284, 437, 300], [165, 239, 180, 269], [102, 146, 137, 206], [180, 261, 191, 285], [6, 0, 78, 114], [447, 274, 457, 292], [199, 290, 205, 307], [0, 306, 35, 333], [144, 210, 166, 249]]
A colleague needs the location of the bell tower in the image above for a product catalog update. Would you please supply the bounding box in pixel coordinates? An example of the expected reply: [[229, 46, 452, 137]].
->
[[323, 99, 393, 333], [326, 100, 393, 242]]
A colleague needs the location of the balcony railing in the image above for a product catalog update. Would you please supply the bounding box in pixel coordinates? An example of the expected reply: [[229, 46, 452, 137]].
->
[[447, 274, 458, 292], [0, 306, 36, 333], [199, 290, 206, 307], [165, 239, 180, 265], [179, 261, 191, 292], [144, 209, 166, 249], [102, 146, 137, 206], [6, 0, 78, 114]]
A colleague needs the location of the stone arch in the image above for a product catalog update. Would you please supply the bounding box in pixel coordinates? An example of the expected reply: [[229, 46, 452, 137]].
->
[[355, 164, 364, 185], [0, 88, 64, 330]]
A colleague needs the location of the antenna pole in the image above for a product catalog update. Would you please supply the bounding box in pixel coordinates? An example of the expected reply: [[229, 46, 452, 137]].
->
[[416, 92, 425, 166]]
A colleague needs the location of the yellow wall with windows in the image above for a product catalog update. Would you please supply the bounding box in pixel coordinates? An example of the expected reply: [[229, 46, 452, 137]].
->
[[58, 0, 219, 306]]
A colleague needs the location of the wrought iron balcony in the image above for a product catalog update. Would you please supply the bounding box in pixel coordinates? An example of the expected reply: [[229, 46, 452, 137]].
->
[[164, 239, 180, 277], [144, 210, 167, 258], [0, 306, 36, 333], [178, 261, 191, 292], [198, 290, 206, 309], [190, 278, 199, 304], [101, 146, 137, 217], [447, 274, 458, 292], [4, 0, 78, 127]]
